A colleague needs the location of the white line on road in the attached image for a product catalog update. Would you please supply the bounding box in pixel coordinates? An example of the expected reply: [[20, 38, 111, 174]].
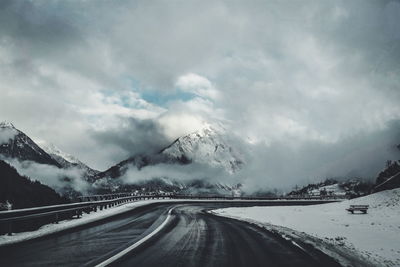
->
[[95, 207, 174, 267]]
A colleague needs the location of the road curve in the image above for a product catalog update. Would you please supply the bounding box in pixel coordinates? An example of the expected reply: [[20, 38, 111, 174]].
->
[[0, 202, 342, 267], [113, 204, 341, 267]]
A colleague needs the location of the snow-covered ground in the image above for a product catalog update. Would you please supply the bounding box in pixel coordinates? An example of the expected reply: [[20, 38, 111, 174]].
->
[[213, 189, 400, 267]]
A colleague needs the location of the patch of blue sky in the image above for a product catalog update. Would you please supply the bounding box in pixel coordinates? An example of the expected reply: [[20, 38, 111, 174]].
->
[[140, 90, 195, 107], [124, 76, 196, 107]]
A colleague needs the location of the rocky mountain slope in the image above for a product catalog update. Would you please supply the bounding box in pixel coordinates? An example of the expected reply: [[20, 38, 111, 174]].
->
[[0, 122, 98, 178], [161, 126, 244, 173], [0, 122, 61, 167], [37, 141, 99, 177]]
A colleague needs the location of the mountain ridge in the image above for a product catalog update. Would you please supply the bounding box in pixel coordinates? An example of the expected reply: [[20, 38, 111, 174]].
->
[[0, 122, 61, 167], [37, 141, 99, 177], [95, 126, 244, 180]]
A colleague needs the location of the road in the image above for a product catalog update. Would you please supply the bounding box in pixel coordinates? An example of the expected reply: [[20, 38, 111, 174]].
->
[[0, 202, 342, 267]]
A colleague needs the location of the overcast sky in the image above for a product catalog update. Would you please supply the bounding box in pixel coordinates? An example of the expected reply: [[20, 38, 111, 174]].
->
[[1, 0, 400, 187]]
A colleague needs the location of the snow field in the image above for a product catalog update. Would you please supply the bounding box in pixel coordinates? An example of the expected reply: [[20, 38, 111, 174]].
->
[[213, 189, 400, 267]]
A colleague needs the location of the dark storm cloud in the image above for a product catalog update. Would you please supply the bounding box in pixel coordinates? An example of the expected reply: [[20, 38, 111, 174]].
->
[[89, 117, 170, 162], [0, 0, 85, 68]]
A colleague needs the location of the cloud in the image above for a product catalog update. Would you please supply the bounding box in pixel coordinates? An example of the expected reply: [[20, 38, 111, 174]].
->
[[0, 0, 399, 189], [237, 120, 400, 192], [2, 157, 91, 195], [121, 162, 229, 185], [89, 117, 170, 161], [176, 73, 219, 100], [0, 127, 17, 144]]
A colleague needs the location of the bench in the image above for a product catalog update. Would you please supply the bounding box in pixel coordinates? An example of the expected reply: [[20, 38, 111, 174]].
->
[[346, 205, 369, 214]]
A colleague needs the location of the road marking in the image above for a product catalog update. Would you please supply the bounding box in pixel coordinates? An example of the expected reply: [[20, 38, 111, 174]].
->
[[95, 208, 174, 267]]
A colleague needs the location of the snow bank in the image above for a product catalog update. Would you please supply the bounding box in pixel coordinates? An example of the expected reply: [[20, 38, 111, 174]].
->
[[213, 189, 400, 267]]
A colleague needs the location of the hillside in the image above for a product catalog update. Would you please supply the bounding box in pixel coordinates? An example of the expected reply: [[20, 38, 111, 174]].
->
[[374, 160, 400, 192], [288, 178, 374, 198], [0, 160, 68, 209]]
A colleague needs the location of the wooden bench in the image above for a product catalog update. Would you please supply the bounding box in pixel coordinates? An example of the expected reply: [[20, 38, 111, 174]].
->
[[346, 205, 369, 214]]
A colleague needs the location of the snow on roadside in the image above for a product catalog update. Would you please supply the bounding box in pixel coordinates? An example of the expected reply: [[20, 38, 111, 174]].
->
[[213, 189, 400, 267]]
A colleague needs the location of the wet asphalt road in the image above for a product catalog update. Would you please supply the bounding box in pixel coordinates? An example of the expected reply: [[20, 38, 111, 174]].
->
[[0, 202, 342, 267]]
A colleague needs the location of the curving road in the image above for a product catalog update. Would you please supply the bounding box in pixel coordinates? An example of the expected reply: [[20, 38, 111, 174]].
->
[[0, 202, 342, 267]]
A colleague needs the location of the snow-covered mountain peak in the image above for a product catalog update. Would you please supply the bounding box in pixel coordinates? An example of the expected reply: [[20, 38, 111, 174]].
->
[[37, 141, 81, 165], [0, 123, 61, 167], [0, 121, 15, 129], [37, 140, 99, 176], [161, 125, 244, 173], [0, 122, 18, 144], [197, 123, 226, 135]]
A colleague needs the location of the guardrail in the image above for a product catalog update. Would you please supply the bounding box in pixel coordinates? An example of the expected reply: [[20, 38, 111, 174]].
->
[[0, 194, 171, 236], [77, 192, 138, 201], [0, 194, 345, 236], [170, 195, 347, 201]]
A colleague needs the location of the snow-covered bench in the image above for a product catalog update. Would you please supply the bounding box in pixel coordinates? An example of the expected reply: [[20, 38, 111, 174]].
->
[[346, 205, 369, 214]]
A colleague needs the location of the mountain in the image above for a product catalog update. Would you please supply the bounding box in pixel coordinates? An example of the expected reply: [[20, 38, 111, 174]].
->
[[37, 141, 99, 177], [0, 159, 68, 210], [161, 126, 244, 173], [93, 126, 244, 195], [0, 122, 61, 167], [96, 126, 244, 180], [92, 176, 242, 196], [0, 122, 99, 198], [0, 122, 244, 196]]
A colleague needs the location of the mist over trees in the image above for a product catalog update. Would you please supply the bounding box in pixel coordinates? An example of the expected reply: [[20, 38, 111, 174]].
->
[[0, 160, 68, 209]]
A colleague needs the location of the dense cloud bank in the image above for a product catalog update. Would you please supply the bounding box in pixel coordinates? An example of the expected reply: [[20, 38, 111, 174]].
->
[[238, 121, 400, 191], [1, 0, 400, 189], [2, 157, 91, 195]]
